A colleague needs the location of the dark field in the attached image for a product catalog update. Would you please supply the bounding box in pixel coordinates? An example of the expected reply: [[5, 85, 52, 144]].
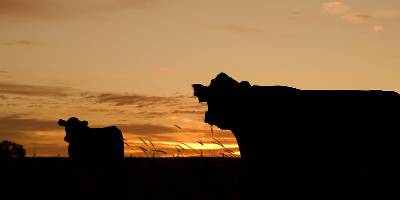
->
[[1, 158, 243, 199], [2, 157, 396, 199]]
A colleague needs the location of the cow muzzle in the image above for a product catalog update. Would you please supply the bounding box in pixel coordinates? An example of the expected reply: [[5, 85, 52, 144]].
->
[[193, 84, 209, 102]]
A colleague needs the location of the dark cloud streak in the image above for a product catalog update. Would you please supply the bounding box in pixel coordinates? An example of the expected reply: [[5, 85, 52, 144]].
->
[[0, 82, 71, 97], [0, 0, 150, 20], [136, 111, 169, 118], [2, 40, 32, 46], [0, 115, 58, 138], [117, 123, 178, 134], [172, 110, 205, 115], [88, 93, 178, 106]]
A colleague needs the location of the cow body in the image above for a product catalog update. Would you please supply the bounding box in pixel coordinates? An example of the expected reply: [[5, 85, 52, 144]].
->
[[193, 73, 400, 197], [59, 117, 124, 160]]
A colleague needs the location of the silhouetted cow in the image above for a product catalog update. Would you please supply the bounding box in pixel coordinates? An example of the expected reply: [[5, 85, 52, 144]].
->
[[193, 73, 400, 197], [58, 117, 124, 160]]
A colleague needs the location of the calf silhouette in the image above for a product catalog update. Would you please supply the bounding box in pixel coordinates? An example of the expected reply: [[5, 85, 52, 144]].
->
[[193, 73, 400, 197], [58, 117, 124, 160]]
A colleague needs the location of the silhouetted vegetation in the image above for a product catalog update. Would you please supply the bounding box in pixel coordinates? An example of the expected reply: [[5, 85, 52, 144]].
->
[[0, 140, 26, 159]]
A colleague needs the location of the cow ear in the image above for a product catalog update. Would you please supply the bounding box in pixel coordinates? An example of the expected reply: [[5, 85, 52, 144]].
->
[[240, 81, 251, 88], [58, 119, 66, 127], [82, 120, 88, 127]]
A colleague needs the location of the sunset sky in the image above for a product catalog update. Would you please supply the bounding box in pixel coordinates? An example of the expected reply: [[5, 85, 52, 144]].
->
[[1, 0, 400, 157]]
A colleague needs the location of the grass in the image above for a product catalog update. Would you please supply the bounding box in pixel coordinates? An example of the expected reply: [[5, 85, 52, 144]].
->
[[123, 125, 239, 158]]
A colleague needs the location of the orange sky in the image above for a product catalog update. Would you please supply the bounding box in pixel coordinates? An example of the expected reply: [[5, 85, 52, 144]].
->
[[1, 0, 400, 157]]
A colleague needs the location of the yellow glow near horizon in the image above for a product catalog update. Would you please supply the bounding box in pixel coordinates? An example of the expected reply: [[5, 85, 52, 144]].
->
[[157, 141, 239, 150]]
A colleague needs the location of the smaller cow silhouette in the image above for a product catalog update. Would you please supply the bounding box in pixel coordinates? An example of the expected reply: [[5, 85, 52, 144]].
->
[[58, 117, 124, 160]]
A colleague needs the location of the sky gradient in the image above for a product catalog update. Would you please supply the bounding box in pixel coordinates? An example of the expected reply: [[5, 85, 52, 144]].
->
[[1, 0, 400, 157]]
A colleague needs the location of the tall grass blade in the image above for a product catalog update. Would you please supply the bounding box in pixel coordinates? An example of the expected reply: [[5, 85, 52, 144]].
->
[[139, 147, 149, 157], [212, 138, 225, 147], [181, 143, 199, 154], [174, 124, 183, 130], [138, 137, 148, 146], [224, 149, 235, 154], [149, 140, 155, 147]]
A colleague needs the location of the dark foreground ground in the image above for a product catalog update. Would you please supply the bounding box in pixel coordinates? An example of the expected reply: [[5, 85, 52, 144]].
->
[[1, 157, 397, 199], [1, 158, 242, 199]]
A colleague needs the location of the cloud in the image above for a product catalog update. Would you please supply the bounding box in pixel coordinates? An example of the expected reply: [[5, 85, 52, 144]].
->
[[341, 14, 371, 24], [322, 2, 373, 27], [0, 0, 150, 20], [117, 123, 178, 135], [0, 0, 78, 19], [0, 115, 67, 156], [134, 110, 205, 119], [211, 25, 263, 35], [87, 93, 179, 106], [0, 115, 58, 138], [322, 2, 350, 15], [372, 25, 383, 33], [2, 40, 32, 46], [136, 111, 169, 118], [172, 110, 205, 115], [0, 82, 72, 97]]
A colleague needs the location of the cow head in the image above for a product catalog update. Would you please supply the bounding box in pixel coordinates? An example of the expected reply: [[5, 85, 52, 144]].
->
[[193, 73, 251, 130], [58, 117, 89, 143]]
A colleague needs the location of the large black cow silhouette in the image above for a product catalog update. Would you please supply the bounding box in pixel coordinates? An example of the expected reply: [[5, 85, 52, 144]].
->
[[58, 117, 124, 160], [193, 73, 400, 197]]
